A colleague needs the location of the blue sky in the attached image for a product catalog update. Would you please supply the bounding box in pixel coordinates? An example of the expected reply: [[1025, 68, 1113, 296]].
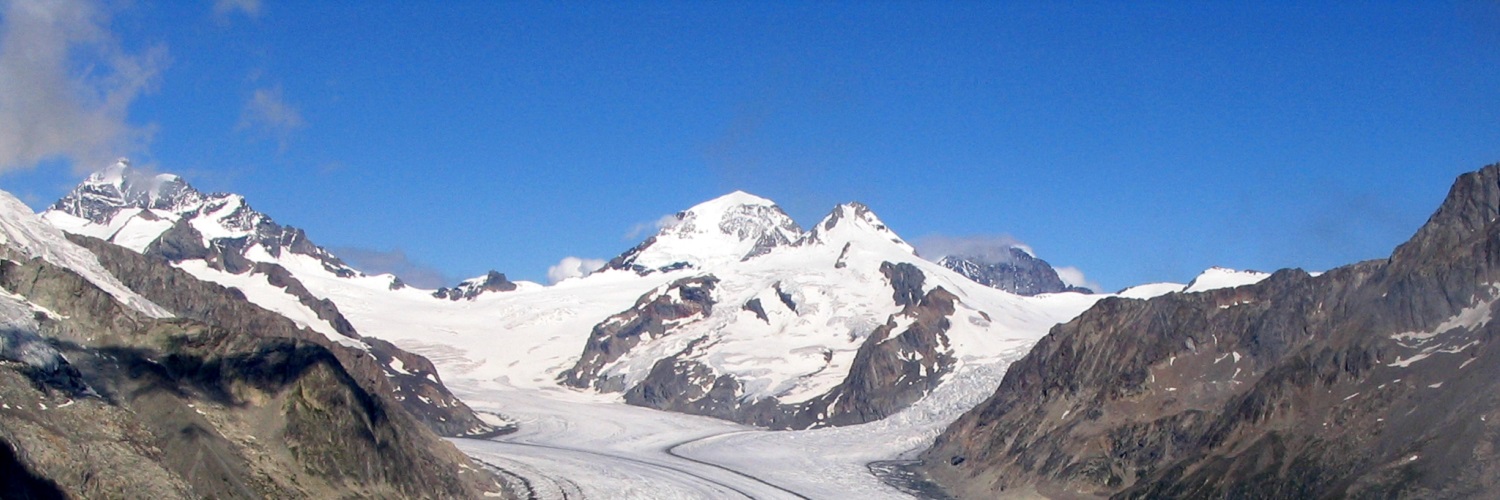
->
[[2, 1, 1499, 290]]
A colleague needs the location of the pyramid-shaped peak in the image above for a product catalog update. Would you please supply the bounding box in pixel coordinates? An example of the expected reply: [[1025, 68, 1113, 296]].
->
[[602, 191, 804, 275], [802, 201, 915, 254], [684, 190, 779, 213], [817, 202, 884, 231], [663, 190, 800, 241]]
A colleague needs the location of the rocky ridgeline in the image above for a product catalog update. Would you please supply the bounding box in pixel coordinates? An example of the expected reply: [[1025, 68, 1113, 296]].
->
[[919, 162, 1500, 499], [43, 162, 507, 439], [938, 247, 1093, 296]]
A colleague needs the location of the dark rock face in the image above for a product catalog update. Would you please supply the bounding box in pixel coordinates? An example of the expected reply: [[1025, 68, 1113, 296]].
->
[[559, 275, 719, 390], [432, 270, 518, 301], [881, 261, 927, 307], [938, 248, 1092, 296], [742, 298, 770, 323], [602, 236, 663, 275], [0, 244, 512, 498], [920, 162, 1500, 499], [814, 286, 958, 426]]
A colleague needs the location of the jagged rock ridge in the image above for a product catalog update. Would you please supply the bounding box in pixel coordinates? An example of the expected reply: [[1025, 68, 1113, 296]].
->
[[45, 160, 521, 302]]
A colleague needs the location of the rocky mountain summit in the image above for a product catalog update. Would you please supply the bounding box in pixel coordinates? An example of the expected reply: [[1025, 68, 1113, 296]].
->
[[604, 190, 805, 275], [47, 159, 355, 278], [937, 247, 1093, 296], [45, 160, 520, 301], [919, 162, 1500, 499]]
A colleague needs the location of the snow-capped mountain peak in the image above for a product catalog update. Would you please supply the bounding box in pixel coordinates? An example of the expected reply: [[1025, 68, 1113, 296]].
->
[[659, 190, 800, 242], [605, 190, 803, 274], [44, 162, 354, 272], [51, 158, 205, 225], [801, 201, 915, 255]]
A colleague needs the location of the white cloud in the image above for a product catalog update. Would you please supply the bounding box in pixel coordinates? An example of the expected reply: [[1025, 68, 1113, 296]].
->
[[1055, 266, 1102, 293], [547, 256, 606, 284], [625, 213, 683, 239], [0, 0, 166, 173], [213, 0, 261, 18], [239, 85, 305, 150]]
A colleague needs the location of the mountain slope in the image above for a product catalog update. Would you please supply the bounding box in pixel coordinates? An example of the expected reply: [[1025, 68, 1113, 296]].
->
[[0, 189, 512, 498], [42, 161, 507, 438], [919, 161, 1500, 498]]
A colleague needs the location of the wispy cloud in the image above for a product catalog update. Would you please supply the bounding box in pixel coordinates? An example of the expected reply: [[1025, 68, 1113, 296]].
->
[[913, 234, 1032, 264], [213, 0, 261, 19], [1055, 266, 1103, 293], [547, 256, 606, 284], [329, 247, 450, 289], [625, 213, 682, 240], [238, 85, 305, 150], [0, 0, 167, 173]]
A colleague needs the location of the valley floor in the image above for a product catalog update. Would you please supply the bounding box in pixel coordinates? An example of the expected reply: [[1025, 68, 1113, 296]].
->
[[445, 357, 1024, 500]]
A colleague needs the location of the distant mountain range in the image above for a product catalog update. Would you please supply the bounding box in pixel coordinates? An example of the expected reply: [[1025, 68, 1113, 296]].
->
[[40, 163, 1191, 434]]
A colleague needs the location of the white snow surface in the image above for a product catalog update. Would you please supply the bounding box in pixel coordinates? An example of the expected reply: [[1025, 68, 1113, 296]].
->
[[1182, 267, 1272, 293], [1116, 267, 1271, 299], [1117, 282, 1187, 299], [0, 191, 170, 318]]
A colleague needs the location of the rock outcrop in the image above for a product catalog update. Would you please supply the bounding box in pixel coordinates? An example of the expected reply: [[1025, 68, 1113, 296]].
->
[[432, 270, 518, 301], [560, 275, 720, 390]]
